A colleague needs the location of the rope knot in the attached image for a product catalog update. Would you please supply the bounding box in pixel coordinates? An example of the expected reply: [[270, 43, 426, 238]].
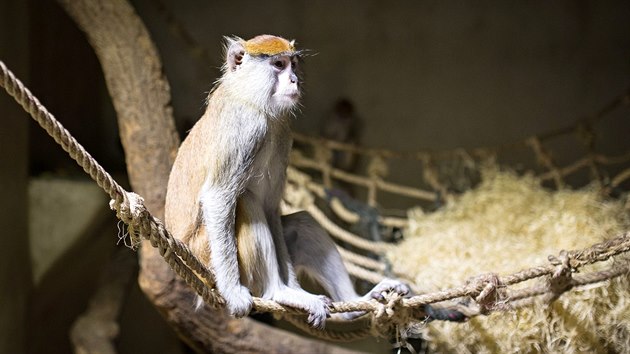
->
[[546, 251, 575, 302], [372, 291, 405, 330], [371, 291, 425, 354], [370, 289, 424, 351], [465, 273, 508, 314], [367, 155, 389, 178], [109, 191, 146, 249], [374, 291, 404, 320]]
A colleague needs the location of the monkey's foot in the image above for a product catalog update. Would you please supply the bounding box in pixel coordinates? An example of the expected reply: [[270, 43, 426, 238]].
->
[[336, 279, 410, 321], [368, 278, 410, 301], [271, 287, 331, 328], [224, 284, 254, 318]]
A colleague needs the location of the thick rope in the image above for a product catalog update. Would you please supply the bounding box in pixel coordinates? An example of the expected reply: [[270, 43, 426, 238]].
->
[[285, 166, 408, 228], [2, 59, 630, 341]]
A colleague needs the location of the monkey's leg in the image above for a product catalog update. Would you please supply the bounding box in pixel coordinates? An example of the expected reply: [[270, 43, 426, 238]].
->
[[237, 191, 330, 328], [282, 211, 410, 320], [282, 211, 359, 300], [266, 208, 302, 290]]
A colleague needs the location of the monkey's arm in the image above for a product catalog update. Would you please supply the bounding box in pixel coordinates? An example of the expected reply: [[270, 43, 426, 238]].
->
[[198, 117, 266, 317]]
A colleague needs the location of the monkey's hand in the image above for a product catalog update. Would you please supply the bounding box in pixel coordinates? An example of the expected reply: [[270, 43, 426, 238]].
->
[[272, 287, 331, 328], [224, 284, 254, 318], [367, 278, 410, 301], [336, 278, 411, 321]]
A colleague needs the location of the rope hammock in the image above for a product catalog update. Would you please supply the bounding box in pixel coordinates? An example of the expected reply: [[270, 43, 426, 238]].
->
[[2, 59, 629, 344]]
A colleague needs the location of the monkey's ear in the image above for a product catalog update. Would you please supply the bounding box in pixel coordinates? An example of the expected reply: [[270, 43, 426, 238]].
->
[[225, 37, 246, 72]]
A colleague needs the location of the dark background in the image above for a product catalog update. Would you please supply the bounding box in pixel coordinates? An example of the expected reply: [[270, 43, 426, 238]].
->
[[1, 0, 629, 353]]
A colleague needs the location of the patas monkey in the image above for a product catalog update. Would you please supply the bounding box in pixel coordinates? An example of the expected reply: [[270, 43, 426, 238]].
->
[[165, 35, 408, 328]]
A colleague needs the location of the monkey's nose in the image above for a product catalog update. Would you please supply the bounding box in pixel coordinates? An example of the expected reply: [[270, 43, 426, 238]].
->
[[290, 73, 298, 84]]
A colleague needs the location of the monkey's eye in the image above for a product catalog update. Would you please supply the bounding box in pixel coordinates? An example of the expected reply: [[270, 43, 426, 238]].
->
[[272, 57, 289, 70]]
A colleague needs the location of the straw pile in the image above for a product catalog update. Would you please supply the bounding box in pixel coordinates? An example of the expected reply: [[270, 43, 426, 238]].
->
[[388, 169, 630, 353]]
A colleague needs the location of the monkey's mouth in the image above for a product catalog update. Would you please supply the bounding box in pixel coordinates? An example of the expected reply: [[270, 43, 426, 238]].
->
[[275, 91, 300, 103], [286, 92, 300, 100]]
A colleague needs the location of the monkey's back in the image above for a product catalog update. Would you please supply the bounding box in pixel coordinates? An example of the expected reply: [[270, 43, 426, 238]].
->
[[164, 100, 222, 264]]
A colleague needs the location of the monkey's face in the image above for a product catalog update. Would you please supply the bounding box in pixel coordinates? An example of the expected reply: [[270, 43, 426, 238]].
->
[[269, 54, 301, 111], [227, 54, 302, 116], [222, 35, 303, 117]]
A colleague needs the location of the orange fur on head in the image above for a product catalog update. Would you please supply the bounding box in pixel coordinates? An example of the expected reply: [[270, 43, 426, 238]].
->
[[242, 35, 296, 56]]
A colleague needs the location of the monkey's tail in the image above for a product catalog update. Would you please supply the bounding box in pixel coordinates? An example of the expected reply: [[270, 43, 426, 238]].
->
[[423, 304, 468, 322]]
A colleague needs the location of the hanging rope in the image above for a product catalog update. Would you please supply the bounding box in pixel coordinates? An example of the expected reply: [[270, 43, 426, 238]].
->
[[2, 59, 630, 342]]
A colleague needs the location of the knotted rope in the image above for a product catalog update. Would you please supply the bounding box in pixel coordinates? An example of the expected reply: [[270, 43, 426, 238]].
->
[[2, 59, 630, 342]]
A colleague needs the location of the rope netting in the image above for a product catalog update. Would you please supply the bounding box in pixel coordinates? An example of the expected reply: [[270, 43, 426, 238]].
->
[[289, 89, 630, 209], [2, 59, 629, 343]]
